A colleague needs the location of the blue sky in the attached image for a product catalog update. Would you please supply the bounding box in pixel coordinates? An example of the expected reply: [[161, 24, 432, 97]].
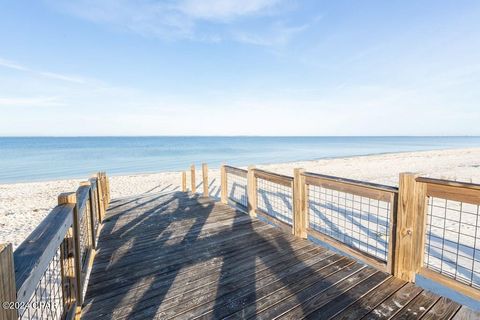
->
[[0, 0, 479, 136]]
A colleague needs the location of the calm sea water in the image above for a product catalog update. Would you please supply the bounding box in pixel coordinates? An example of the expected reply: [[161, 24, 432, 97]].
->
[[1, 136, 480, 183]]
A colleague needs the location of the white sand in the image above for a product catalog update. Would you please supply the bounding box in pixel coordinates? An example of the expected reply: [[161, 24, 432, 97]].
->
[[1, 147, 480, 249]]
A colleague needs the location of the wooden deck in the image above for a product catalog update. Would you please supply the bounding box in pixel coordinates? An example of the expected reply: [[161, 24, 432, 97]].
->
[[80, 192, 476, 320]]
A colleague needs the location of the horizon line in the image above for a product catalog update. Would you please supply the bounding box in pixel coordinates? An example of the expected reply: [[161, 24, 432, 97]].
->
[[1, 135, 480, 138]]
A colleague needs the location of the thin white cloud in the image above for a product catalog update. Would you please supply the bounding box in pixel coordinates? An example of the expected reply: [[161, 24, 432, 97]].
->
[[0, 96, 66, 107], [178, 0, 280, 20], [49, 0, 305, 44], [38, 71, 86, 84], [233, 22, 308, 46], [0, 56, 88, 84], [0, 57, 30, 71], [54, 0, 195, 39]]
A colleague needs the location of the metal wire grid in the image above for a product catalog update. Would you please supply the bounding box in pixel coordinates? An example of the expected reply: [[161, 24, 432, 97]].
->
[[256, 178, 293, 225], [90, 191, 99, 239], [60, 231, 75, 309], [424, 197, 480, 289], [88, 190, 98, 247], [79, 200, 92, 269], [18, 248, 65, 320], [227, 173, 248, 208], [308, 185, 391, 261]]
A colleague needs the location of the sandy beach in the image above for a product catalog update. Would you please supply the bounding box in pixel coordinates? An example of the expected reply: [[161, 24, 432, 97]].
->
[[1, 147, 480, 249]]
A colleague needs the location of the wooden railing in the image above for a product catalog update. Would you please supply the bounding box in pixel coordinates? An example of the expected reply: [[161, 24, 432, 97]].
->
[[221, 165, 248, 210], [302, 172, 398, 273], [252, 168, 294, 233], [181, 164, 480, 302], [0, 172, 110, 320], [395, 174, 480, 301]]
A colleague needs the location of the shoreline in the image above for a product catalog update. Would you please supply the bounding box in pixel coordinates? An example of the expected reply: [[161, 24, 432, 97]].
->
[[1, 145, 478, 185], [1, 147, 480, 248]]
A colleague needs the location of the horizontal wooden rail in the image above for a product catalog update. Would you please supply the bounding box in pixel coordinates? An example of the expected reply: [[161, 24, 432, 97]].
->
[[418, 267, 480, 301], [307, 227, 388, 272], [87, 178, 101, 248], [255, 209, 293, 233], [77, 185, 90, 220], [303, 172, 398, 202], [416, 176, 480, 190], [14, 204, 74, 305], [421, 179, 480, 205], [253, 168, 293, 187], [1, 172, 111, 320], [75, 184, 96, 301], [304, 172, 399, 192], [224, 165, 248, 178]]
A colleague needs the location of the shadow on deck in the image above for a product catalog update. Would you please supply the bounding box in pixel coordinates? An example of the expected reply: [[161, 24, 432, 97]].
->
[[80, 192, 470, 320]]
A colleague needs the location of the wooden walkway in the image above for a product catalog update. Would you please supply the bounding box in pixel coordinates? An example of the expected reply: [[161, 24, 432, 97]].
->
[[81, 192, 476, 320]]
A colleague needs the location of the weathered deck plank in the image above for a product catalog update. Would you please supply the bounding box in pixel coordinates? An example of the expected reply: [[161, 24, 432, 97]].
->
[[81, 191, 475, 320], [328, 277, 406, 319]]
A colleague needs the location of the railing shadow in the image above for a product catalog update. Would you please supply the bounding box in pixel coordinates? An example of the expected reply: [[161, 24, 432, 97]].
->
[[142, 184, 173, 194], [81, 192, 373, 319], [228, 181, 248, 208], [257, 188, 293, 225], [82, 191, 214, 319], [208, 178, 219, 199], [424, 233, 480, 287], [308, 199, 389, 261]]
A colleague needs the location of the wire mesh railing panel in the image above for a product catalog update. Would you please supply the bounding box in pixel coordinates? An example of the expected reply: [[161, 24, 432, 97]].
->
[[308, 184, 391, 261], [79, 201, 92, 270], [256, 178, 293, 225], [91, 191, 99, 239], [18, 248, 66, 320], [92, 211, 98, 241], [226, 173, 248, 208], [424, 196, 480, 289], [60, 231, 75, 309]]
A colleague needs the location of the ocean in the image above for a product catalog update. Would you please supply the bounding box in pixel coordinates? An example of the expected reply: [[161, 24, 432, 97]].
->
[[1, 136, 480, 183]]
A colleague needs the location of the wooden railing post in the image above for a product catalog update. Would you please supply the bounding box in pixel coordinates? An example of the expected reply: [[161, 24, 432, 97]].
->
[[293, 168, 307, 239], [247, 166, 257, 217], [202, 163, 209, 197], [96, 175, 105, 223], [221, 165, 228, 204], [89, 178, 98, 224], [100, 172, 110, 208], [57, 196, 77, 317], [191, 164, 196, 193], [182, 172, 187, 192], [93, 178, 101, 225], [98, 172, 110, 219], [97, 172, 108, 211], [58, 192, 83, 318], [0, 243, 17, 320], [105, 172, 111, 204], [95, 176, 103, 222], [394, 173, 427, 282]]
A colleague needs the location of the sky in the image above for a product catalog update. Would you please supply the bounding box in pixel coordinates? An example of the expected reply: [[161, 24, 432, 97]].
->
[[0, 0, 479, 136]]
